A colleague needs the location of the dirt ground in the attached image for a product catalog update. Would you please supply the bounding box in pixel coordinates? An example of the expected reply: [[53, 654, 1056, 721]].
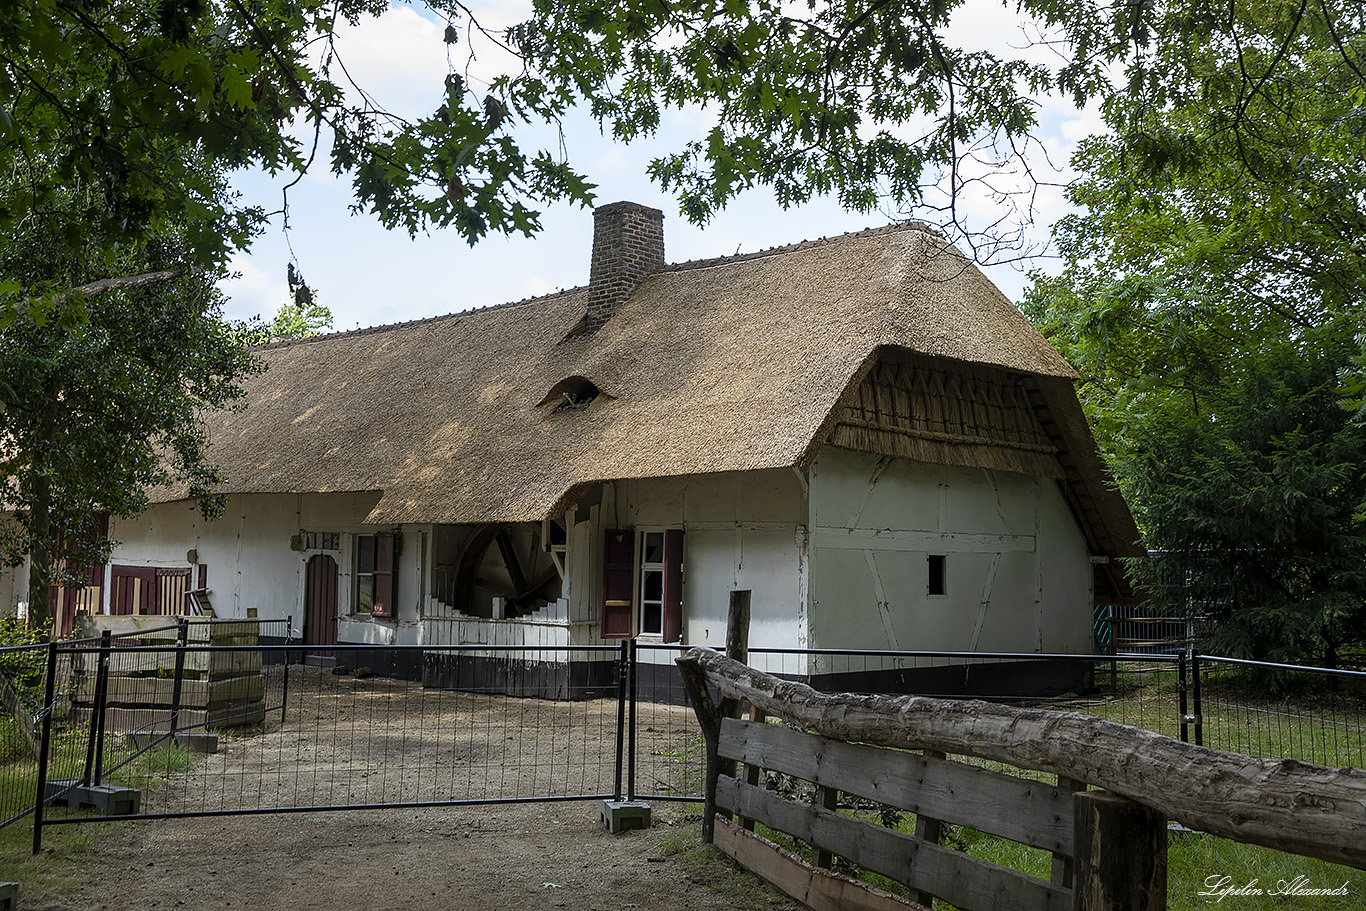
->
[[24, 801, 800, 911], [12, 664, 800, 911]]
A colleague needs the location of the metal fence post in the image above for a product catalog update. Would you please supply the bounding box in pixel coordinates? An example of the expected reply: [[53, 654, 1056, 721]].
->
[[281, 614, 292, 725], [31, 639, 59, 856], [1191, 648, 1203, 747], [1178, 650, 1189, 743], [82, 631, 113, 785], [612, 639, 628, 801], [169, 618, 189, 737], [91, 630, 113, 785], [626, 639, 638, 802]]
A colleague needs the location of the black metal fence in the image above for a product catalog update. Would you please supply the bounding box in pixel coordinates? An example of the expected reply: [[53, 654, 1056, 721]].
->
[[1191, 653, 1366, 767], [3, 631, 1363, 854]]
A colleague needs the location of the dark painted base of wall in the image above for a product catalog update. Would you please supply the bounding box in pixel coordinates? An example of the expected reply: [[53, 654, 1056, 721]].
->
[[809, 658, 1096, 699], [333, 645, 425, 682], [421, 653, 618, 700], [283, 647, 1091, 703], [633, 657, 1094, 705], [633, 660, 696, 706]]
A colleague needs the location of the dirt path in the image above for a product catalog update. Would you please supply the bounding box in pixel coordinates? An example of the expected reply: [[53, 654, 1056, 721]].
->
[[22, 801, 799, 911]]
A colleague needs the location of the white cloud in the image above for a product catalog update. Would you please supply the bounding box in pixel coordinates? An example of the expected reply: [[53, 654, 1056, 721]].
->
[[329, 7, 449, 121], [221, 248, 288, 322]]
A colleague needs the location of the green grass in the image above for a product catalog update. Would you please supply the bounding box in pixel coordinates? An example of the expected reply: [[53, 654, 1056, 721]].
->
[[0, 805, 106, 903], [0, 726, 196, 905], [653, 811, 799, 909], [954, 823, 1359, 910], [1165, 835, 1358, 910]]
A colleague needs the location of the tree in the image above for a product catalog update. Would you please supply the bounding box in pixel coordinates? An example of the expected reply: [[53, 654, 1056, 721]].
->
[[1024, 1, 1366, 667], [0, 166, 259, 630], [268, 264, 334, 339], [3, 0, 1361, 635], [5, 0, 1362, 279], [268, 299, 335, 340]]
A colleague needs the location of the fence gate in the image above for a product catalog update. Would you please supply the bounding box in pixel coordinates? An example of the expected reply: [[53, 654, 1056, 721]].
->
[[15, 636, 719, 853]]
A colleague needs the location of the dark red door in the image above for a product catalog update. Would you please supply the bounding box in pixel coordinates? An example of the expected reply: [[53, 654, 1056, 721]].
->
[[304, 554, 339, 658]]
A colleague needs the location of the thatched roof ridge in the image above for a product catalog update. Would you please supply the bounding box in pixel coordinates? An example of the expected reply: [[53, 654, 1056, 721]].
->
[[654, 221, 940, 276], [156, 222, 1137, 566], [254, 283, 585, 351]]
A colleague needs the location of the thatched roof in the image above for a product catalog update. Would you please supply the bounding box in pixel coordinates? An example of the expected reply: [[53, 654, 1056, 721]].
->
[[163, 222, 1141, 574]]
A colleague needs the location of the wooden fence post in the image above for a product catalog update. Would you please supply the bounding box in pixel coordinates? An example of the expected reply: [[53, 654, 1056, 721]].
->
[[1072, 790, 1166, 911], [912, 749, 947, 905], [676, 591, 753, 844], [676, 654, 722, 844], [721, 591, 751, 827]]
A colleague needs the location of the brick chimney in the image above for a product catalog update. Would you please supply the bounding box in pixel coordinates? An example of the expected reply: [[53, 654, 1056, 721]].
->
[[585, 201, 664, 333]]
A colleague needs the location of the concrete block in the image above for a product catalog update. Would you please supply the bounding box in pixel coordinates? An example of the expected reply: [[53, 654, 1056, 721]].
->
[[0, 881, 17, 911], [44, 780, 141, 815], [599, 799, 651, 834]]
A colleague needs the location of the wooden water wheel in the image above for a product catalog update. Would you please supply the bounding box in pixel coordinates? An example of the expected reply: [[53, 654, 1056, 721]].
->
[[451, 522, 563, 619]]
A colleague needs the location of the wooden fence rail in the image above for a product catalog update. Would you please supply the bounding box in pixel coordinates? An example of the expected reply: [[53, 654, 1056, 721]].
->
[[676, 647, 1365, 911]]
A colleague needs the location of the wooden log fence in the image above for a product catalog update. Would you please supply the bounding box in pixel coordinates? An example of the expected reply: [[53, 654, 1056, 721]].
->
[[676, 647, 1366, 911]]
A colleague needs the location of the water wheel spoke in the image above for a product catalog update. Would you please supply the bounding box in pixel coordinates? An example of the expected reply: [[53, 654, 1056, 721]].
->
[[494, 528, 530, 595]]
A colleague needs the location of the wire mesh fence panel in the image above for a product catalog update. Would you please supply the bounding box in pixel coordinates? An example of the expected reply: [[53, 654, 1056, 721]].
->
[[1196, 656, 1366, 769], [26, 634, 1363, 848], [631, 644, 706, 802], [44, 644, 627, 824], [0, 641, 53, 828]]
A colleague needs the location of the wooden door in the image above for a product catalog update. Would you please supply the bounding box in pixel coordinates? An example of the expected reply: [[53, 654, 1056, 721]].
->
[[303, 554, 339, 658]]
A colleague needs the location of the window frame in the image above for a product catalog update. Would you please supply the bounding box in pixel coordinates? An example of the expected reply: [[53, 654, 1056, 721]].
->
[[927, 553, 948, 597], [355, 532, 398, 618]]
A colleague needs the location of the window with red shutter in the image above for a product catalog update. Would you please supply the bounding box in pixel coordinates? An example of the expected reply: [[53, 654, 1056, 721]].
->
[[663, 529, 684, 643], [600, 528, 685, 642], [600, 528, 634, 638]]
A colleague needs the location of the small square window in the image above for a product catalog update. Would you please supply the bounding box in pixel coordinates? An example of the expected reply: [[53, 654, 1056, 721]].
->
[[928, 555, 947, 596]]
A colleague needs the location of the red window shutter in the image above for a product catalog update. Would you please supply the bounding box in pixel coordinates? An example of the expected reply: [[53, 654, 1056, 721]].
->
[[601, 528, 634, 639], [662, 529, 684, 643], [371, 533, 397, 617]]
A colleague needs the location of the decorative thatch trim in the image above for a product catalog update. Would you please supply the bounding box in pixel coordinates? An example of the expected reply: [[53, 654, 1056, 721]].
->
[[828, 425, 1064, 479], [826, 353, 1064, 478]]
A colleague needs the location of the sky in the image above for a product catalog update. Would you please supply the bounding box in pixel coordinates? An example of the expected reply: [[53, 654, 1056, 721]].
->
[[220, 0, 1106, 333]]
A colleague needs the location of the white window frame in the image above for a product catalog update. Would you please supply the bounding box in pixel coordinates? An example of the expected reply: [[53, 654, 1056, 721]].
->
[[636, 529, 667, 638]]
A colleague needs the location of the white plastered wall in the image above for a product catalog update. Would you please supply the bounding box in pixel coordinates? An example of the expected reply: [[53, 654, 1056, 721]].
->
[[106, 492, 437, 646], [602, 469, 809, 657], [807, 447, 1094, 656], [0, 512, 28, 616]]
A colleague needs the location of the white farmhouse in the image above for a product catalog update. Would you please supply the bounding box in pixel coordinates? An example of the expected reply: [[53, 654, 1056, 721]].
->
[[63, 202, 1143, 695]]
